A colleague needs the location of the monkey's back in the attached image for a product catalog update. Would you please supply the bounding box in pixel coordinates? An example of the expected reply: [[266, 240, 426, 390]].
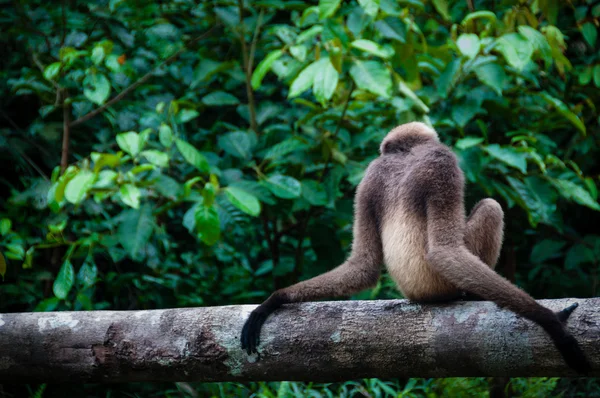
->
[[369, 143, 462, 301]]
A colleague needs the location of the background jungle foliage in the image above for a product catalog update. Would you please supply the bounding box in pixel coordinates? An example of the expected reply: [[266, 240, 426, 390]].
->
[[1, 0, 599, 396]]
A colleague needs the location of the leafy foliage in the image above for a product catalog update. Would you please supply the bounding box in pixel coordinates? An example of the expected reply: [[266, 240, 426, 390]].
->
[[1, 0, 599, 396]]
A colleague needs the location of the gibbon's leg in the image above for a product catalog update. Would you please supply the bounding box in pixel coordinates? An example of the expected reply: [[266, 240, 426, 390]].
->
[[424, 178, 591, 374], [241, 196, 383, 354], [464, 198, 504, 269]]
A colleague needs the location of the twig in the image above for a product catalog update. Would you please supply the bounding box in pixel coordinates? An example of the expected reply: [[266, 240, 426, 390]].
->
[[61, 90, 70, 174], [70, 25, 220, 128], [32, 54, 60, 90], [237, 0, 258, 133]]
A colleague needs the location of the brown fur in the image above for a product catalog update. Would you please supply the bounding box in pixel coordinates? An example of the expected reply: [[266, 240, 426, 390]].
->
[[241, 122, 590, 374]]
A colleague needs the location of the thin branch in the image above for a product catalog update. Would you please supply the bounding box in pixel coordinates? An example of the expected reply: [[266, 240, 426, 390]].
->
[[248, 9, 265, 75], [61, 90, 70, 174], [32, 53, 60, 90], [70, 25, 220, 128], [237, 0, 258, 133]]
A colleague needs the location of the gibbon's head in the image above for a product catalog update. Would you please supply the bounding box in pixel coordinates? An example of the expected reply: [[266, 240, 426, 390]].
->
[[380, 122, 439, 155]]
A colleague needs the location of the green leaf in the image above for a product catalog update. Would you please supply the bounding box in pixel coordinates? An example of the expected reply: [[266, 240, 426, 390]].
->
[[540, 92, 586, 135], [302, 180, 328, 206], [44, 62, 61, 81], [436, 58, 461, 98], [251, 50, 283, 89], [218, 131, 254, 159], [457, 34, 480, 58], [202, 91, 239, 106], [120, 184, 141, 209], [484, 144, 527, 173], [35, 297, 60, 312], [175, 109, 200, 123], [53, 260, 75, 300], [358, 0, 379, 17], [506, 176, 556, 227], [22, 247, 34, 269], [116, 131, 142, 156], [83, 73, 111, 105], [159, 124, 174, 147], [64, 170, 96, 204], [565, 244, 595, 270], [288, 61, 322, 98], [264, 174, 302, 199], [374, 17, 406, 42], [594, 65, 600, 88], [474, 63, 507, 95], [319, 0, 342, 19], [351, 39, 394, 59], [0, 252, 6, 281], [581, 22, 597, 48], [77, 261, 98, 288], [225, 187, 261, 216], [497, 33, 533, 72], [118, 206, 154, 261], [0, 218, 11, 235], [551, 179, 600, 211], [263, 137, 308, 159], [455, 137, 484, 150], [176, 139, 209, 172], [195, 204, 221, 245], [141, 150, 169, 168], [91, 46, 105, 65], [349, 60, 391, 98], [313, 58, 339, 106], [432, 0, 450, 20]]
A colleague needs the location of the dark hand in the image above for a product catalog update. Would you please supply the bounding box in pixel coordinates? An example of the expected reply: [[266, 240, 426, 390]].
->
[[240, 305, 272, 355]]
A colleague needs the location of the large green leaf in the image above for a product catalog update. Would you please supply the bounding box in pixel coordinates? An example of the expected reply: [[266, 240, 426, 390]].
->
[[195, 204, 221, 245], [83, 73, 111, 105], [116, 131, 142, 157], [264, 174, 302, 199], [118, 206, 154, 261], [64, 170, 96, 204], [313, 58, 339, 105], [349, 60, 391, 98], [53, 260, 75, 300], [288, 60, 323, 98], [217, 131, 254, 159], [225, 186, 261, 216], [474, 63, 507, 95], [120, 184, 141, 209], [351, 40, 394, 59], [159, 124, 174, 147], [176, 139, 209, 172], [358, 0, 379, 16], [318, 0, 342, 19], [581, 22, 597, 48], [44, 62, 61, 81], [141, 150, 169, 168], [551, 179, 600, 211], [484, 144, 527, 173], [457, 34, 480, 58], [374, 17, 406, 42], [496, 33, 533, 72]]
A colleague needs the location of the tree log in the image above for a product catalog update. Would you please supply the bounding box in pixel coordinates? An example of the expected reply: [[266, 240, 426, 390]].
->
[[0, 298, 598, 383]]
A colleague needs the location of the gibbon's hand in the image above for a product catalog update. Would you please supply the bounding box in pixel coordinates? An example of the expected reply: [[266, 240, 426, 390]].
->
[[241, 306, 271, 355]]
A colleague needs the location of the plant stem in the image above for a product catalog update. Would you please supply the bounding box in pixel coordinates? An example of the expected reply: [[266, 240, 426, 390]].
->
[[237, 0, 259, 133]]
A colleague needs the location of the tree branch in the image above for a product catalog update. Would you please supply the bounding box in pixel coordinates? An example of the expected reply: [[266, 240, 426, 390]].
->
[[70, 25, 220, 128], [0, 298, 598, 383]]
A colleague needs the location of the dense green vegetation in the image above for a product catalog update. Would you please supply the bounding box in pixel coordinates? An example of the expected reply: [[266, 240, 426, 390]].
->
[[1, 0, 599, 396]]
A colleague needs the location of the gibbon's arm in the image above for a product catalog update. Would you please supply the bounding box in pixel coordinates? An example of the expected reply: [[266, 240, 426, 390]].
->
[[241, 189, 383, 355], [423, 154, 591, 374]]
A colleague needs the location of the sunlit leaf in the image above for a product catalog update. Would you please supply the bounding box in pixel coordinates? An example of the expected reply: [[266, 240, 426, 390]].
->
[[540, 92, 586, 135], [313, 58, 339, 105], [288, 60, 322, 98], [349, 59, 391, 98], [141, 150, 169, 168], [358, 0, 379, 17], [225, 186, 261, 216], [195, 204, 220, 245], [83, 73, 111, 105], [116, 131, 142, 156], [484, 144, 527, 173], [64, 170, 96, 204], [457, 34, 480, 58], [159, 124, 174, 147], [319, 0, 342, 19], [44, 62, 61, 81], [120, 184, 141, 209], [251, 49, 283, 89], [202, 91, 239, 106]]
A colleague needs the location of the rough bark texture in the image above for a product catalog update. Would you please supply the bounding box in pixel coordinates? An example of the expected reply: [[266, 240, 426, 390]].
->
[[0, 298, 598, 384]]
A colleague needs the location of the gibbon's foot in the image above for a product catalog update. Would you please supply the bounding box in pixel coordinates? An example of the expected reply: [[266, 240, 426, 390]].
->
[[554, 333, 592, 374], [557, 302, 579, 323], [241, 306, 270, 355]]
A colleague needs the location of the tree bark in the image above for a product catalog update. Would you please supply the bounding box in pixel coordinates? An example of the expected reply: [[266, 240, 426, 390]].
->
[[0, 298, 598, 384]]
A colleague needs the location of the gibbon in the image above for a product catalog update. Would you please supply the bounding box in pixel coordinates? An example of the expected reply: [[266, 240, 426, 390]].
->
[[241, 122, 591, 374]]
